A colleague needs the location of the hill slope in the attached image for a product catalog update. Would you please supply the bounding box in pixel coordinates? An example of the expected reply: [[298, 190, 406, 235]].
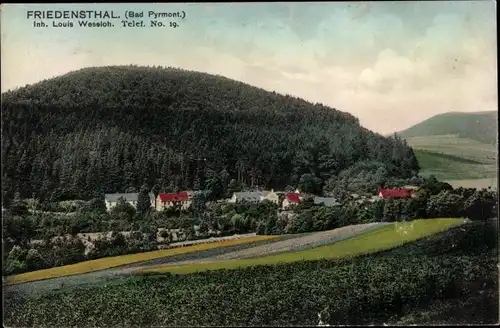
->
[[399, 111, 498, 145], [1, 65, 419, 203], [397, 111, 497, 183]]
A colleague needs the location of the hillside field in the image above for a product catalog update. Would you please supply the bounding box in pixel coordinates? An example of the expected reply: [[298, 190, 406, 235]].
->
[[407, 135, 497, 183], [4, 218, 464, 287], [398, 110, 497, 184], [136, 218, 465, 275]]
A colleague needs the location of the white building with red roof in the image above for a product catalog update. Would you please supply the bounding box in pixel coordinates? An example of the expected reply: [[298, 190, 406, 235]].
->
[[282, 192, 302, 210], [378, 187, 412, 199], [156, 191, 192, 211]]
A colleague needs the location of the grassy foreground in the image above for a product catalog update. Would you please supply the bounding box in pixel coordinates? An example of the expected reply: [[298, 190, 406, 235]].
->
[[4, 235, 279, 285], [138, 218, 466, 275]]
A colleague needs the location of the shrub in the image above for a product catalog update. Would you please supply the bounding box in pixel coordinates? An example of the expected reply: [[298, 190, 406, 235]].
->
[[25, 249, 45, 271]]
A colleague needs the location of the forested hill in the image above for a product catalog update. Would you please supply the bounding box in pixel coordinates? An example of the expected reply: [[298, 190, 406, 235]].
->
[[1, 65, 419, 203]]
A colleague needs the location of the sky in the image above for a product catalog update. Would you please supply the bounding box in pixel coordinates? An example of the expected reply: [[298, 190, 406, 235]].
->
[[1, 2, 497, 134]]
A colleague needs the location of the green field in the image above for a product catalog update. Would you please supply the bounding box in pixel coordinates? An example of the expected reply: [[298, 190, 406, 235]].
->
[[406, 135, 497, 182], [408, 134, 496, 163], [398, 111, 497, 183], [413, 148, 497, 181], [138, 218, 466, 275]]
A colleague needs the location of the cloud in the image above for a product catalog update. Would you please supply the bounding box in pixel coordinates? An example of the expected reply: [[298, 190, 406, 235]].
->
[[1, 3, 496, 135], [358, 49, 432, 93]]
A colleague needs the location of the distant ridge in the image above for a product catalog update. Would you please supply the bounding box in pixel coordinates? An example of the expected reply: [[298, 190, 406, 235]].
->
[[398, 111, 498, 145]]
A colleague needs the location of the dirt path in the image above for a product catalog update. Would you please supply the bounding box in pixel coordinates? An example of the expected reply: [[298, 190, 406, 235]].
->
[[148, 223, 389, 267]]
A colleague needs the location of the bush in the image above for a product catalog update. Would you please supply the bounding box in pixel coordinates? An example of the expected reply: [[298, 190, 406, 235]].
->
[[25, 249, 45, 271], [4, 259, 26, 276]]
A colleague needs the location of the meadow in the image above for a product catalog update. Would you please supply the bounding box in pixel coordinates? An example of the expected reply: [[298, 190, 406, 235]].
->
[[407, 135, 497, 181]]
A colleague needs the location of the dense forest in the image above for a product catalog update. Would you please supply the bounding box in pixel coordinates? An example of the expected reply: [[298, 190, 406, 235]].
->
[[1, 65, 419, 204]]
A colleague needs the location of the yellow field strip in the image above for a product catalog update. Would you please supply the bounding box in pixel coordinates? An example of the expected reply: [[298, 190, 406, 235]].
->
[[4, 235, 279, 285], [137, 218, 466, 275]]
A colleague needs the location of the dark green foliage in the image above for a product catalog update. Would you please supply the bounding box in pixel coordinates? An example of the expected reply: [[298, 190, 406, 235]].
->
[[461, 189, 497, 221], [323, 160, 426, 196], [1, 66, 419, 204], [298, 173, 321, 194], [2, 215, 37, 248], [426, 191, 465, 218], [82, 196, 107, 214], [136, 185, 152, 216], [421, 175, 453, 195], [4, 248, 496, 326], [110, 197, 136, 221], [189, 192, 207, 216], [8, 192, 29, 215]]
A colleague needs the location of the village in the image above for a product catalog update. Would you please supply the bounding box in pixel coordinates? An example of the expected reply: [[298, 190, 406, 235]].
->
[[104, 186, 421, 213]]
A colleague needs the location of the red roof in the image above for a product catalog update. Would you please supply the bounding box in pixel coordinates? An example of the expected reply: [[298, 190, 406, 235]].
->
[[286, 193, 301, 204], [158, 192, 190, 202], [379, 188, 411, 199]]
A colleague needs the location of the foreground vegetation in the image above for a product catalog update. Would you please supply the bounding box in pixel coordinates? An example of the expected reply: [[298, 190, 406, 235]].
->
[[4, 221, 496, 326]]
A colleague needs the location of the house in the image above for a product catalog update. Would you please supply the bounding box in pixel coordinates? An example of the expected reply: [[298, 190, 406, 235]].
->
[[282, 192, 302, 209], [403, 185, 420, 190], [105, 192, 156, 212], [313, 197, 340, 207], [156, 191, 192, 211], [104, 193, 139, 211], [228, 191, 267, 203], [378, 188, 411, 199], [261, 189, 280, 205]]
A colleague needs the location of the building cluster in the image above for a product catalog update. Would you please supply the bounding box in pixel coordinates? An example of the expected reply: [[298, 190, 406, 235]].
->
[[104, 186, 419, 212]]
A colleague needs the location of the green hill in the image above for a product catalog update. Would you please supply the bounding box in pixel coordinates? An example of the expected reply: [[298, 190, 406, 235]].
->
[[1, 65, 419, 203], [399, 111, 497, 145], [397, 111, 497, 186]]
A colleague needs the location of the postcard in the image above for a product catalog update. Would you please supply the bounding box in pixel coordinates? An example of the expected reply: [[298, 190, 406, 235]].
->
[[2, 2, 498, 326]]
